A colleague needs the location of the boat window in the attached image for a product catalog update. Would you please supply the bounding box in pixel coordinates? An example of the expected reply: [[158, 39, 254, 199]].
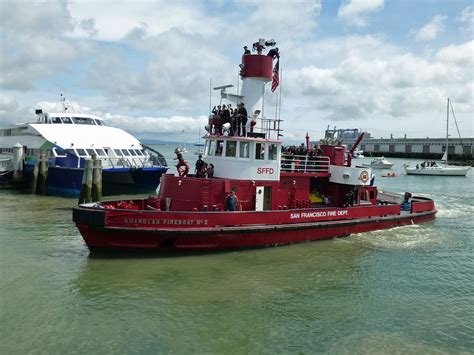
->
[[65, 149, 76, 155], [61, 117, 72, 124], [141, 149, 146, 156], [215, 140, 224, 156], [76, 149, 87, 157], [239, 142, 250, 158], [86, 149, 96, 157], [128, 149, 137, 156], [94, 119, 103, 126], [255, 143, 265, 160], [121, 149, 131, 156], [134, 149, 143, 156], [268, 144, 277, 160], [95, 148, 106, 156], [113, 149, 122, 156], [225, 141, 237, 157], [51, 117, 62, 124], [72, 117, 96, 125], [207, 140, 215, 156]]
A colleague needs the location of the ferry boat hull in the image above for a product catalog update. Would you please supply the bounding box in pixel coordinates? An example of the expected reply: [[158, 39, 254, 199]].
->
[[45, 166, 168, 197], [73, 198, 436, 251]]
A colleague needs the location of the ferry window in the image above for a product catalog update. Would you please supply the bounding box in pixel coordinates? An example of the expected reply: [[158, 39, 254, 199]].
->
[[134, 149, 143, 156], [76, 149, 87, 156], [121, 149, 131, 156], [215, 140, 224, 156], [52, 148, 66, 157], [239, 141, 249, 158], [72, 117, 95, 125], [114, 149, 122, 156], [94, 119, 103, 126], [61, 117, 72, 124], [268, 144, 277, 160], [86, 149, 96, 156], [66, 149, 75, 155], [95, 149, 106, 156], [128, 149, 137, 156], [51, 117, 62, 124], [255, 143, 265, 160], [225, 141, 237, 157]]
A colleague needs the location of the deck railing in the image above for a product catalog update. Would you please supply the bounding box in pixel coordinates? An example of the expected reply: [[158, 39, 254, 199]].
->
[[280, 154, 330, 174]]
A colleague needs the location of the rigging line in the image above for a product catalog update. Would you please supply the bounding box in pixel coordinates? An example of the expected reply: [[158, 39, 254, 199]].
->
[[449, 100, 462, 141]]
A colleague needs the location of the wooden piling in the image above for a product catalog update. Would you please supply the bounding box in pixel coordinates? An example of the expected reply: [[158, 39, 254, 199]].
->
[[79, 159, 94, 204], [92, 158, 102, 202], [37, 153, 48, 195], [31, 158, 39, 194]]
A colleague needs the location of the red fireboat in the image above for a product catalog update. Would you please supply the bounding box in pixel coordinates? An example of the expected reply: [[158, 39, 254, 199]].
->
[[73, 39, 436, 251]]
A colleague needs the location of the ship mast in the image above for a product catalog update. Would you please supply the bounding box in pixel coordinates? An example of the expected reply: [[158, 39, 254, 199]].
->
[[446, 98, 449, 166]]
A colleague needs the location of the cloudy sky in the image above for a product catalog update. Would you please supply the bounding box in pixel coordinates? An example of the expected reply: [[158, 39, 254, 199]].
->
[[0, 0, 472, 143]]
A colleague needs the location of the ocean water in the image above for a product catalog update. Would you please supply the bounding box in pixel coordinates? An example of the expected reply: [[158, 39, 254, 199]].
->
[[1, 149, 473, 354]]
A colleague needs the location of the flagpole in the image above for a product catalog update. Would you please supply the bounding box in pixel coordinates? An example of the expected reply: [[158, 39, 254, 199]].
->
[[209, 77, 212, 116], [278, 67, 282, 123]]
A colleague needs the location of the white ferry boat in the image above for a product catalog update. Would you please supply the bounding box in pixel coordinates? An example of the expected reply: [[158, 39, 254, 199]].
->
[[0, 97, 168, 196]]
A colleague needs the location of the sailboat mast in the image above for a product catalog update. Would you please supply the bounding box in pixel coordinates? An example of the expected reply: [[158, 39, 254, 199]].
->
[[446, 98, 449, 166]]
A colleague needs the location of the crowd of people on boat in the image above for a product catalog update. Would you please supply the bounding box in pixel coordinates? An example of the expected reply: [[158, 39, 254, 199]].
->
[[209, 102, 249, 136], [281, 143, 324, 173], [175, 150, 215, 178], [416, 161, 439, 169]]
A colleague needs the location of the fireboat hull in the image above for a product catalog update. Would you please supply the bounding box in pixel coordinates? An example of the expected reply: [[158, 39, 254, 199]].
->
[[74, 204, 436, 251]]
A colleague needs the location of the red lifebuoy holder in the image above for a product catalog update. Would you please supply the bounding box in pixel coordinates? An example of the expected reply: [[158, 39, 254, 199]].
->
[[242, 55, 273, 80], [359, 170, 369, 183]]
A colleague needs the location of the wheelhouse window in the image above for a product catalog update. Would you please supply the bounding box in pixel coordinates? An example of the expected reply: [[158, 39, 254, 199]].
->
[[114, 149, 122, 156], [72, 117, 96, 125], [128, 149, 137, 156], [86, 149, 96, 157], [134, 149, 143, 156], [94, 119, 103, 126], [76, 149, 87, 157], [51, 117, 62, 124], [239, 141, 249, 158], [61, 117, 72, 124], [52, 148, 66, 157], [95, 149, 106, 156], [255, 143, 265, 160], [65, 149, 75, 155], [206, 140, 215, 156], [121, 149, 131, 156], [215, 140, 224, 156], [225, 141, 237, 157], [268, 144, 277, 160]]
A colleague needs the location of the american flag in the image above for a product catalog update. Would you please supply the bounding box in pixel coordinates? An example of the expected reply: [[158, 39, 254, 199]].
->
[[271, 59, 279, 92]]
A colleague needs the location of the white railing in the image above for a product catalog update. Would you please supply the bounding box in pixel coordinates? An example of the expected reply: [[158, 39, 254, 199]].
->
[[280, 155, 330, 173]]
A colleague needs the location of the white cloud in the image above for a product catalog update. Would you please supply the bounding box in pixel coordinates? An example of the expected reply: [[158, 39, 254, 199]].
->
[[457, 5, 474, 34], [338, 0, 384, 27], [412, 15, 447, 42]]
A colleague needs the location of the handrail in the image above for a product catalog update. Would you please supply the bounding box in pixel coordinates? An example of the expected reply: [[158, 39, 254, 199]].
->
[[280, 154, 330, 173]]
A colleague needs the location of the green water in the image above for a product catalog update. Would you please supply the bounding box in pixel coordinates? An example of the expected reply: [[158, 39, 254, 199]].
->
[[1, 155, 473, 354]]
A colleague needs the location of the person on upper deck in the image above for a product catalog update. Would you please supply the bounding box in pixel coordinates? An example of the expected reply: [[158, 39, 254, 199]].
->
[[243, 46, 251, 55], [237, 103, 248, 136], [267, 47, 279, 59]]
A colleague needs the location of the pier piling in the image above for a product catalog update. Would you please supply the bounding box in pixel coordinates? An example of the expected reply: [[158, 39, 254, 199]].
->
[[92, 158, 102, 202], [37, 153, 48, 195], [12, 143, 23, 181], [79, 159, 93, 204]]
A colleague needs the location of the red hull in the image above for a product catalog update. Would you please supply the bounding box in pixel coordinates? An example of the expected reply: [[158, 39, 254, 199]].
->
[[74, 207, 436, 251]]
